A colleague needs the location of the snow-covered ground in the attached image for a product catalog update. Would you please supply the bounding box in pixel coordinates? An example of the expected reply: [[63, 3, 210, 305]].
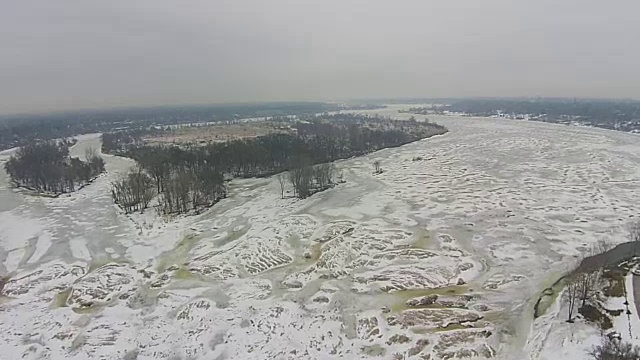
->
[[1, 106, 639, 359]]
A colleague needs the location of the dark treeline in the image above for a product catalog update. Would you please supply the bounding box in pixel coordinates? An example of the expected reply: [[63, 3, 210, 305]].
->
[[4, 141, 105, 194], [0, 102, 383, 151], [125, 114, 447, 180], [107, 114, 446, 215], [446, 98, 640, 118], [439, 98, 640, 132]]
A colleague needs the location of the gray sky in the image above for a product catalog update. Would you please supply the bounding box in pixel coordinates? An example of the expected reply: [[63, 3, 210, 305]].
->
[[2, 0, 640, 114]]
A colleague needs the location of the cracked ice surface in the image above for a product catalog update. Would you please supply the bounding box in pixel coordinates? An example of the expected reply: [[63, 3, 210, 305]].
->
[[1, 108, 639, 359]]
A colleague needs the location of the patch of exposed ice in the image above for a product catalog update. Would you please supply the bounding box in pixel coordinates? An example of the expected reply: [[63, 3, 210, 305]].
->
[[28, 232, 52, 264], [69, 237, 91, 261]]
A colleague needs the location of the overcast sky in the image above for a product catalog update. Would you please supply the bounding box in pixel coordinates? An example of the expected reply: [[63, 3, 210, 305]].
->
[[2, 0, 639, 114]]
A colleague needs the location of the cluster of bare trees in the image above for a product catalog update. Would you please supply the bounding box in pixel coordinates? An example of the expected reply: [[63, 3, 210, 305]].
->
[[280, 163, 335, 199], [4, 140, 105, 194], [564, 238, 616, 322], [111, 150, 227, 215], [111, 167, 155, 213], [564, 271, 601, 322], [158, 168, 225, 214]]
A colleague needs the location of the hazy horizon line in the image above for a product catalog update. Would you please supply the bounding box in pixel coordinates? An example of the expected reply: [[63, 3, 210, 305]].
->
[[3, 95, 640, 118]]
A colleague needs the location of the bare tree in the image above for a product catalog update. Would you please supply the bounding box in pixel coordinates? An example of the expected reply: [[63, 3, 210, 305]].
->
[[564, 274, 581, 322], [84, 146, 105, 176], [277, 173, 286, 199], [373, 160, 382, 174], [85, 147, 98, 163], [575, 246, 604, 306], [629, 221, 640, 256], [313, 163, 334, 190], [578, 272, 599, 308], [596, 238, 613, 253], [298, 166, 314, 198], [593, 238, 614, 270], [288, 167, 303, 198]]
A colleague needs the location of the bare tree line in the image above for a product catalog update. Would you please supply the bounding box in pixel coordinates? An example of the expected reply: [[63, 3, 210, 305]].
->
[[1, 102, 353, 151]]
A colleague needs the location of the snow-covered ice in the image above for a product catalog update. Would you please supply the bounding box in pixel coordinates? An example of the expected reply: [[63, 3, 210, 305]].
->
[[1, 106, 640, 359]]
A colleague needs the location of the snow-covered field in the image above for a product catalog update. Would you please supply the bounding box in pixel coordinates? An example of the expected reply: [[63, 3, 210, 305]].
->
[[0, 106, 639, 359]]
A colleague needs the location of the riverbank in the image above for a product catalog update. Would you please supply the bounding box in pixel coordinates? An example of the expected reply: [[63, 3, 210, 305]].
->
[[533, 242, 640, 319]]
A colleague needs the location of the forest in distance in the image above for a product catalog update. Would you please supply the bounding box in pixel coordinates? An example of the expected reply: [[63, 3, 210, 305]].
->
[[5, 98, 640, 153], [399, 98, 640, 133], [106, 113, 447, 215], [0, 102, 383, 151]]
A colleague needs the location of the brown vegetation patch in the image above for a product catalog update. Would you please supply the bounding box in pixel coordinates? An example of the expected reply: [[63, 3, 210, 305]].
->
[[602, 269, 625, 297], [143, 121, 291, 145], [579, 304, 613, 330]]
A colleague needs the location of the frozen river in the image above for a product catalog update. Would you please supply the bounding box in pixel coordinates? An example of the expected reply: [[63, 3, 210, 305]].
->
[[0, 106, 639, 359]]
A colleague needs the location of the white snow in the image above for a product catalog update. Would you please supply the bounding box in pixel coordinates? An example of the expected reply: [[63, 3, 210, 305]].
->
[[0, 212, 45, 251], [3, 248, 25, 273], [1, 105, 640, 359]]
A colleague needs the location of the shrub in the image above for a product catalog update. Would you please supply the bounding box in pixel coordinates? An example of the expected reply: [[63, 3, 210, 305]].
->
[[590, 337, 640, 360]]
